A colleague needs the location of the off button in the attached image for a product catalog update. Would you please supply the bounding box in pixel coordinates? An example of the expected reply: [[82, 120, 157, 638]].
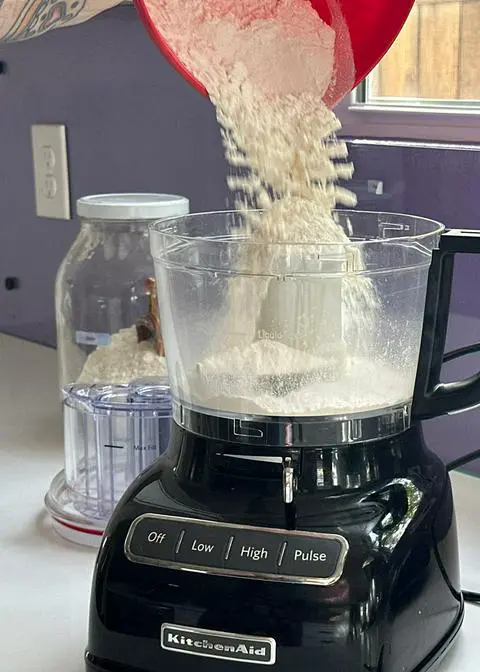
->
[[128, 517, 181, 562], [280, 537, 343, 579]]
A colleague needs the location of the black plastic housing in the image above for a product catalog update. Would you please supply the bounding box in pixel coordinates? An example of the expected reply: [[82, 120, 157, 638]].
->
[[85, 422, 463, 672]]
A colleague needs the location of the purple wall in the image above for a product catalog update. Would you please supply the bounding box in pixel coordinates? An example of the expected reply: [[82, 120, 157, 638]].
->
[[0, 8, 479, 473], [344, 140, 480, 473], [0, 5, 227, 345]]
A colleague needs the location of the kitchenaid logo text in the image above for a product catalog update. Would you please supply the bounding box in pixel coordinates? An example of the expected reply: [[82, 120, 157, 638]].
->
[[161, 624, 276, 665]]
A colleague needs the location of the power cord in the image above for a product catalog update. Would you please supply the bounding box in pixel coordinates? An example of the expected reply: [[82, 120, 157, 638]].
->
[[443, 342, 480, 364], [442, 342, 480, 474], [440, 343, 480, 605], [446, 449, 480, 473], [462, 591, 480, 604]]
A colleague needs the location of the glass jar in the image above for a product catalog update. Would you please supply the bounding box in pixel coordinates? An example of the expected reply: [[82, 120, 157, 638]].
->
[[47, 193, 189, 547], [56, 193, 189, 389]]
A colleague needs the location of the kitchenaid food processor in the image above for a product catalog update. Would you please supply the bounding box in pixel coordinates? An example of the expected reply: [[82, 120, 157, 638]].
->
[[85, 210, 480, 672]]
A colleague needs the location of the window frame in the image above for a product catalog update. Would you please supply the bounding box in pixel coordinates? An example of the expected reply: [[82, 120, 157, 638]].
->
[[336, 85, 480, 144]]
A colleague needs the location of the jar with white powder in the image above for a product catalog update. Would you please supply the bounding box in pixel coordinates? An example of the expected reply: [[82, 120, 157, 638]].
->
[[55, 193, 189, 389], [48, 193, 189, 547]]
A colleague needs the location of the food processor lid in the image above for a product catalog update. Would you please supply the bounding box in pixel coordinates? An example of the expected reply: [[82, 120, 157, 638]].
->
[[64, 377, 173, 416], [76, 193, 190, 221]]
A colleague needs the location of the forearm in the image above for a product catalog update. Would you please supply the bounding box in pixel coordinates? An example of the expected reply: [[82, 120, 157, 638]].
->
[[0, 0, 123, 42]]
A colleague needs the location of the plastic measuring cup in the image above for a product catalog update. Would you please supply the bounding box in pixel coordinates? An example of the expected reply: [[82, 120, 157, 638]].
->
[[134, 0, 415, 106]]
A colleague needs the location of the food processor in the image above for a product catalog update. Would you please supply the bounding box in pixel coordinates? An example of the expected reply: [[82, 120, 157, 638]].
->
[[85, 210, 480, 672]]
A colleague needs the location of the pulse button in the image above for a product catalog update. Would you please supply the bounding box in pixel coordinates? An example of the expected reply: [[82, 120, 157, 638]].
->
[[280, 537, 343, 578]]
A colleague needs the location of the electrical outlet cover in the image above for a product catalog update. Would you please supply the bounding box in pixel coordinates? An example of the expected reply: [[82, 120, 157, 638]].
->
[[31, 124, 71, 220]]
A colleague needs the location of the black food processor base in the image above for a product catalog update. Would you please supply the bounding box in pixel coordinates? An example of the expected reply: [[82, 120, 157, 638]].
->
[[85, 422, 463, 672]]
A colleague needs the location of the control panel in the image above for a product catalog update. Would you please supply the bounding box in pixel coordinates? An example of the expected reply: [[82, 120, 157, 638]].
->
[[125, 514, 348, 585]]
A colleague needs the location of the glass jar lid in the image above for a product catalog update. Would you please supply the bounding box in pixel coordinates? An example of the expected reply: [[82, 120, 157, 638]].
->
[[77, 193, 189, 221]]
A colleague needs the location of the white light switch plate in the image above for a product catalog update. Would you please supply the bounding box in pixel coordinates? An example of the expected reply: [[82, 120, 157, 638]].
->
[[31, 124, 71, 219]]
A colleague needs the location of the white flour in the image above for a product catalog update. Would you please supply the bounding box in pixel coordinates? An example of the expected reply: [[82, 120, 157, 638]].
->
[[144, 0, 351, 99], [145, 0, 409, 416], [78, 326, 167, 385], [196, 356, 413, 416]]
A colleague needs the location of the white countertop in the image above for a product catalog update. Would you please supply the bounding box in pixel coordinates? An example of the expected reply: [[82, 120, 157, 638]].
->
[[0, 333, 479, 672]]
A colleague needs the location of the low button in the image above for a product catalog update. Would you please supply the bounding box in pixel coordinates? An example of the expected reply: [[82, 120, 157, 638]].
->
[[225, 531, 283, 575], [176, 525, 228, 568], [128, 517, 181, 562], [280, 537, 344, 579]]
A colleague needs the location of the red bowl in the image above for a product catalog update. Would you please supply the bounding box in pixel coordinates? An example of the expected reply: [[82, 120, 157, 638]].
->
[[134, 0, 415, 106]]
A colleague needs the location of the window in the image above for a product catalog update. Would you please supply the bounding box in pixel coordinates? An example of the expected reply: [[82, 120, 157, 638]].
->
[[337, 0, 480, 142]]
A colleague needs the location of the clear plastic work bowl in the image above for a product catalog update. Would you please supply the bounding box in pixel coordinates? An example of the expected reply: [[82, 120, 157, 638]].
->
[[45, 377, 172, 546], [149, 210, 444, 427]]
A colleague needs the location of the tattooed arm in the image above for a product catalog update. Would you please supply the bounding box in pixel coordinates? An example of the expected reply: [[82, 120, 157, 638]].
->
[[0, 0, 124, 42]]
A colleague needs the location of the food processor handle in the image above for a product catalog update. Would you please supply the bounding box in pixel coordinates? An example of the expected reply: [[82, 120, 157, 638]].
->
[[412, 229, 480, 420]]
